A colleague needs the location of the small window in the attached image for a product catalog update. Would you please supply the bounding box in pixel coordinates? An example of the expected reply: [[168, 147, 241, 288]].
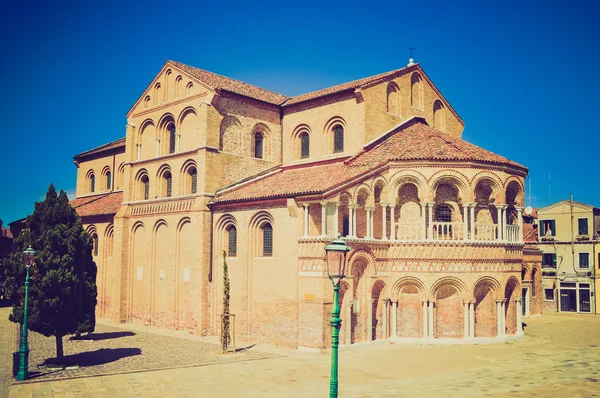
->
[[544, 288, 555, 300], [300, 133, 310, 159], [228, 226, 237, 257], [90, 174, 95, 193], [106, 171, 112, 190], [142, 176, 149, 200], [262, 223, 273, 256], [190, 168, 198, 194], [578, 218, 589, 235], [165, 171, 172, 197], [542, 253, 557, 268], [541, 220, 556, 236], [168, 124, 176, 154], [91, 233, 99, 256], [435, 204, 452, 222], [342, 216, 349, 237], [579, 253, 590, 269], [333, 126, 344, 153], [254, 132, 263, 159]]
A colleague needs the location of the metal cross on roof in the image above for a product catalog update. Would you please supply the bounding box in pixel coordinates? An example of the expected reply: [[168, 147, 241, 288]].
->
[[408, 45, 416, 59]]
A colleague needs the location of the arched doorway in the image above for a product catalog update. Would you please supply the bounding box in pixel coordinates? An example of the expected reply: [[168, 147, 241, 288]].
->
[[371, 280, 388, 340], [474, 278, 500, 337]]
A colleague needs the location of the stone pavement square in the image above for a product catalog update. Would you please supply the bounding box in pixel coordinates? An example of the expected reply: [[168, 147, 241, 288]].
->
[[4, 309, 600, 397]]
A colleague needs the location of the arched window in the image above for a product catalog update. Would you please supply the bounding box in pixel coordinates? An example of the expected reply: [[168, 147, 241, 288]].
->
[[91, 233, 99, 257], [433, 100, 445, 131], [333, 126, 344, 153], [411, 73, 423, 110], [163, 171, 172, 197], [105, 226, 114, 258], [117, 163, 125, 189], [386, 82, 399, 115], [90, 174, 95, 193], [186, 82, 193, 94], [175, 75, 182, 97], [254, 132, 263, 159], [168, 124, 176, 154], [436, 204, 452, 222], [144, 96, 151, 108], [141, 175, 149, 200], [300, 133, 310, 159], [228, 226, 237, 257], [190, 167, 197, 194], [262, 223, 273, 256]]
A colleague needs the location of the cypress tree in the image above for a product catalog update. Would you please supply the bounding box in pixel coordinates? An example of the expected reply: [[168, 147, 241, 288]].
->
[[221, 250, 231, 352], [3, 184, 98, 358]]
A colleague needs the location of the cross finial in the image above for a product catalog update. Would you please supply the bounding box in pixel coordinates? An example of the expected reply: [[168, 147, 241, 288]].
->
[[408, 45, 416, 59]]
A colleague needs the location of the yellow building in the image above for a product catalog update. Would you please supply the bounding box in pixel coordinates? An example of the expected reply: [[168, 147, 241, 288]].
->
[[537, 200, 600, 313], [69, 59, 539, 348]]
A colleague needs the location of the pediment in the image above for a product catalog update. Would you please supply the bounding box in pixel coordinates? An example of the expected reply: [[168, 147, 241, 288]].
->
[[127, 61, 216, 118]]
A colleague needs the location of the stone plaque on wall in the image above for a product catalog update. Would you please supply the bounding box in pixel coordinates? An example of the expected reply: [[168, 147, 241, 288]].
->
[[159, 270, 165, 280], [137, 267, 143, 281], [183, 268, 190, 282]]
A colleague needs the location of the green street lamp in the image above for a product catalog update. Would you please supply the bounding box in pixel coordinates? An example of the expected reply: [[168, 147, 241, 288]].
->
[[324, 236, 352, 398], [17, 245, 35, 381]]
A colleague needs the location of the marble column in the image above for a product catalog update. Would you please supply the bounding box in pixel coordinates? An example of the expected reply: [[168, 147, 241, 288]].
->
[[348, 205, 354, 237], [352, 205, 358, 238], [390, 205, 396, 241], [136, 143, 142, 160], [463, 204, 469, 241], [303, 203, 309, 238], [516, 206, 524, 242], [516, 297, 523, 335], [382, 299, 388, 339], [469, 301, 475, 338], [155, 138, 161, 156], [332, 202, 339, 238], [176, 133, 182, 152], [469, 204, 476, 241], [500, 206, 508, 242], [391, 299, 398, 337], [320, 202, 327, 237], [422, 299, 428, 338], [427, 202, 434, 241], [463, 301, 470, 338], [420, 202, 427, 241], [428, 299, 434, 339], [495, 204, 503, 241]]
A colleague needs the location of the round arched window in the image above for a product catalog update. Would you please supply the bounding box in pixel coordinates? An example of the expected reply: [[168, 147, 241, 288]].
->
[[435, 204, 452, 222]]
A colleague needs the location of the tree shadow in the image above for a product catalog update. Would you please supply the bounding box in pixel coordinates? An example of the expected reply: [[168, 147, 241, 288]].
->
[[69, 331, 135, 341], [235, 344, 256, 353], [43, 347, 142, 367]]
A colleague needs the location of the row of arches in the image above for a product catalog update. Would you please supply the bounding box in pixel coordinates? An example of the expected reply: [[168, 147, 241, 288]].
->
[[143, 68, 194, 108], [133, 160, 197, 201], [216, 212, 275, 258], [85, 164, 125, 194], [219, 117, 274, 160], [289, 117, 347, 161], [137, 108, 199, 160]]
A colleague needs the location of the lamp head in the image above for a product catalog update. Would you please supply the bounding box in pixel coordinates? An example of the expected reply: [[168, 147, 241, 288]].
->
[[23, 246, 36, 268], [324, 236, 352, 286]]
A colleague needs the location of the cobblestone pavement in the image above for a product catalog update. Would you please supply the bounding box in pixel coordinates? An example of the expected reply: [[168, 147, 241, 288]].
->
[[5, 311, 600, 397]]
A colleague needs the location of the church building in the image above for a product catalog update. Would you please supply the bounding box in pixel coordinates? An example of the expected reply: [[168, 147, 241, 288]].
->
[[70, 59, 537, 348]]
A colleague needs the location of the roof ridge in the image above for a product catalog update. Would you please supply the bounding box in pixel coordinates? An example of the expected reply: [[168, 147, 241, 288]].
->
[[74, 137, 126, 159]]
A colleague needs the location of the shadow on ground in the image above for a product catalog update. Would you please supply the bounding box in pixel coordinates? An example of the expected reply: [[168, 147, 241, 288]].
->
[[69, 331, 136, 341], [42, 347, 142, 367]]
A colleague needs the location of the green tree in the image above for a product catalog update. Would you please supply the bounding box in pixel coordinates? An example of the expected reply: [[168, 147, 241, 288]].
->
[[221, 250, 231, 352], [3, 184, 98, 358]]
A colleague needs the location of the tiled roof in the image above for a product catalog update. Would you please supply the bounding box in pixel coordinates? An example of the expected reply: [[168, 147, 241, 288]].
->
[[74, 138, 125, 160], [283, 67, 411, 106], [213, 120, 526, 204], [0, 226, 12, 239], [349, 120, 525, 169], [169, 61, 289, 106], [523, 224, 538, 243], [70, 192, 123, 217]]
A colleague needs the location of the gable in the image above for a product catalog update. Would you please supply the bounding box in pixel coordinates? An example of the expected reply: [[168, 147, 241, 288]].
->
[[127, 62, 215, 118]]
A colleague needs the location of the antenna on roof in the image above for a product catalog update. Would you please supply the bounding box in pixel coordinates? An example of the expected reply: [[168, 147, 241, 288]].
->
[[408, 45, 416, 66], [548, 168, 551, 205]]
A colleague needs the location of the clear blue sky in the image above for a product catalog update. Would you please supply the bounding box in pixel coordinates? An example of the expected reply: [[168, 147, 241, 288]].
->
[[1, 0, 598, 224]]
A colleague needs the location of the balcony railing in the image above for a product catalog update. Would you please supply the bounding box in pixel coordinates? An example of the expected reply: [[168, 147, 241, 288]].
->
[[432, 222, 465, 241], [475, 223, 498, 241], [396, 222, 422, 241]]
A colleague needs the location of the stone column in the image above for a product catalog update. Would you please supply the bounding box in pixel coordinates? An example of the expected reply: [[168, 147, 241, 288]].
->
[[422, 299, 428, 338], [391, 299, 398, 337], [382, 299, 388, 339], [515, 297, 523, 335], [420, 202, 427, 241], [352, 205, 358, 238], [155, 138, 161, 156], [428, 299, 435, 339], [381, 204, 388, 240], [427, 202, 434, 241], [500, 206, 508, 242], [332, 202, 339, 238], [495, 204, 503, 241], [346, 302, 353, 345], [501, 299, 506, 337], [496, 299, 503, 337], [365, 207, 375, 239], [390, 205, 396, 241], [463, 204, 469, 241], [463, 300, 470, 338], [303, 204, 310, 238], [367, 298, 374, 341], [348, 205, 354, 237], [176, 133, 182, 152], [469, 204, 476, 241], [320, 202, 327, 237], [469, 301, 475, 338], [516, 206, 524, 242]]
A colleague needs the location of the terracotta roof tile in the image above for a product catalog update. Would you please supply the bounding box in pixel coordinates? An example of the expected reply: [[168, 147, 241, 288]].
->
[[74, 138, 125, 160], [1, 226, 12, 239], [214, 120, 526, 204], [70, 192, 123, 217], [170, 61, 289, 105], [523, 224, 538, 242]]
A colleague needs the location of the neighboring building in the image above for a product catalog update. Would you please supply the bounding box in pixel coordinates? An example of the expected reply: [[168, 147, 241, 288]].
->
[[522, 209, 543, 316], [0, 219, 13, 259], [537, 200, 600, 314], [69, 59, 532, 349]]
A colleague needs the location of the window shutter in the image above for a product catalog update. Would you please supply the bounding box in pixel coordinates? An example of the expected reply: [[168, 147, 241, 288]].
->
[[552, 253, 557, 268], [550, 220, 556, 236]]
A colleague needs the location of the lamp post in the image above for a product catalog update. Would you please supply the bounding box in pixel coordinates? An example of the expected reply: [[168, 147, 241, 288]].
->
[[17, 245, 35, 381], [324, 236, 352, 398]]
